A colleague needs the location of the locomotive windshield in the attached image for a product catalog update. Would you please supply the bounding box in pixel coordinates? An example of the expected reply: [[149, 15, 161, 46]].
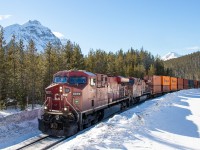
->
[[54, 76, 68, 83], [69, 76, 87, 84]]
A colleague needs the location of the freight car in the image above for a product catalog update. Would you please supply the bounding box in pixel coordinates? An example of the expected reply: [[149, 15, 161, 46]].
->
[[184, 79, 189, 89], [38, 70, 199, 137], [144, 75, 162, 96], [161, 76, 171, 93], [177, 78, 184, 90], [170, 77, 178, 91]]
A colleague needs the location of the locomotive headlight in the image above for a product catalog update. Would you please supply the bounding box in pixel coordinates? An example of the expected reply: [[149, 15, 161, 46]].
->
[[64, 107, 68, 111], [59, 86, 63, 93], [44, 106, 47, 110]]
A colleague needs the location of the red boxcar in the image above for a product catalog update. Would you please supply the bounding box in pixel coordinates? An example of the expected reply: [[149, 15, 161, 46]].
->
[[198, 81, 200, 88], [194, 80, 198, 88], [177, 78, 183, 90]]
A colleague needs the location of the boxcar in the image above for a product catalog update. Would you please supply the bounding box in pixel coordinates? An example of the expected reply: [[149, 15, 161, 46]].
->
[[144, 75, 162, 95], [170, 77, 177, 91], [161, 76, 170, 93], [194, 80, 198, 88], [177, 78, 184, 90], [188, 80, 194, 89]]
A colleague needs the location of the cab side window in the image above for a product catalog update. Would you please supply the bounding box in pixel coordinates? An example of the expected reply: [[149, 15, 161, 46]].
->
[[90, 78, 96, 86]]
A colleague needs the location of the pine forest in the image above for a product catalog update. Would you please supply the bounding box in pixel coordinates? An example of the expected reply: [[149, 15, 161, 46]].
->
[[164, 51, 200, 80], [0, 25, 193, 110]]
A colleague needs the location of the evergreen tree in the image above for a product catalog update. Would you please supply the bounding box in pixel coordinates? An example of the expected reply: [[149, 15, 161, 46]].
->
[[63, 40, 73, 70], [148, 64, 155, 76], [0, 26, 7, 105], [93, 49, 107, 73], [115, 49, 125, 76], [44, 42, 53, 85], [71, 44, 84, 70], [26, 39, 37, 109], [107, 52, 116, 75], [85, 49, 96, 72], [17, 40, 26, 109], [6, 35, 18, 99], [154, 56, 165, 75]]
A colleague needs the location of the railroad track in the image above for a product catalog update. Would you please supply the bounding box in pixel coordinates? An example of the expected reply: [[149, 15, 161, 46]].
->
[[16, 135, 66, 150]]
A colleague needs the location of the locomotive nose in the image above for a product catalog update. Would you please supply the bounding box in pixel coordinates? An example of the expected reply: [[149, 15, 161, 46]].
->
[[44, 84, 64, 111]]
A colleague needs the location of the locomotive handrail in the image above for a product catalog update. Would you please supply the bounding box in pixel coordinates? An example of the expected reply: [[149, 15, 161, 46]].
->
[[43, 99, 48, 107], [42, 97, 54, 111], [64, 97, 80, 123]]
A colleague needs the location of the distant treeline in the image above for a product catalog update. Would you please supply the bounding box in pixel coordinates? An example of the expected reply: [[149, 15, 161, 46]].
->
[[164, 51, 200, 80], [0, 26, 169, 109]]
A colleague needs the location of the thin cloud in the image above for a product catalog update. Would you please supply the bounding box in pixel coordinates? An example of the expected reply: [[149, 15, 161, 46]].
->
[[0, 15, 12, 20], [185, 46, 200, 51], [53, 31, 65, 39]]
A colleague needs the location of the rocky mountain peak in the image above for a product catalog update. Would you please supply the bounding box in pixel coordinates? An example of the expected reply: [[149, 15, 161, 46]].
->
[[4, 20, 62, 52]]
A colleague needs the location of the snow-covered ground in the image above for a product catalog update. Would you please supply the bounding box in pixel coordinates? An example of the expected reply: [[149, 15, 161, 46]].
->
[[0, 105, 42, 149], [1, 89, 200, 150]]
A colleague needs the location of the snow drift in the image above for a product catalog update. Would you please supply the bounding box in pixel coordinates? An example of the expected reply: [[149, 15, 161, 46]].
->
[[0, 108, 42, 149], [54, 89, 200, 150], [1, 89, 200, 150]]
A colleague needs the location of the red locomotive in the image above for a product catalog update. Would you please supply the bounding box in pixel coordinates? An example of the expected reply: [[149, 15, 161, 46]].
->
[[38, 70, 199, 136]]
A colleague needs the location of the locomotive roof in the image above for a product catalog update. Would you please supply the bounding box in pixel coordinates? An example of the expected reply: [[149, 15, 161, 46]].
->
[[84, 71, 96, 76], [54, 70, 96, 77]]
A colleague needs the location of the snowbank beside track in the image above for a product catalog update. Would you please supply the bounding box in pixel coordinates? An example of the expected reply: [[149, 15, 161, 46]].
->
[[0, 108, 41, 126], [0, 108, 42, 149]]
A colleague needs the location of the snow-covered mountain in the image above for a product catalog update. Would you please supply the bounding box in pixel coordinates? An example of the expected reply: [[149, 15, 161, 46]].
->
[[161, 52, 181, 61], [4, 20, 62, 51]]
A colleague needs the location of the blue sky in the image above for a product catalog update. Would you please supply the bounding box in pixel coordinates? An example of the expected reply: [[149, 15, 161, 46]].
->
[[1, 0, 200, 57]]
